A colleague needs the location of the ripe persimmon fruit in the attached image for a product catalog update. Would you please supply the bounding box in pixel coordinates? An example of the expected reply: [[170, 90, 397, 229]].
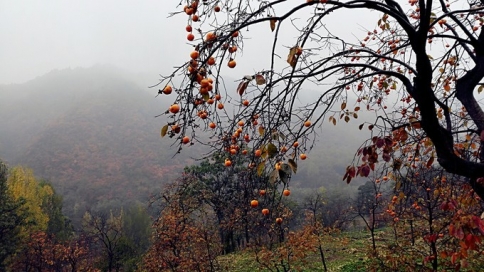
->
[[171, 125, 181, 134], [225, 159, 232, 167], [207, 56, 216, 65], [190, 51, 199, 60], [205, 32, 216, 41], [163, 85, 172, 95], [250, 199, 258, 208], [169, 104, 180, 114], [228, 59, 236, 68]]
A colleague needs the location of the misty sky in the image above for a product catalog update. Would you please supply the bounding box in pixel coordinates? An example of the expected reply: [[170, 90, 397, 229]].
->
[[0, 1, 189, 84], [0, 1, 374, 85]]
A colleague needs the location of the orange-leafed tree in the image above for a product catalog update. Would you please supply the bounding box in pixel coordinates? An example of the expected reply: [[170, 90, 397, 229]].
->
[[159, 0, 484, 200], [143, 179, 222, 272], [9, 231, 95, 272], [383, 166, 484, 271]]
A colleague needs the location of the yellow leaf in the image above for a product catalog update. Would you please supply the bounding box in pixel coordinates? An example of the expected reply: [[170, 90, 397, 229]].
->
[[267, 143, 278, 158], [257, 162, 265, 176], [258, 126, 265, 136], [161, 125, 169, 138], [202, 93, 210, 101]]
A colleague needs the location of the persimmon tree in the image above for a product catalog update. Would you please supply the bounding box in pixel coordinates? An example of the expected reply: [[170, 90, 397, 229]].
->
[[183, 152, 291, 253], [384, 166, 484, 270], [159, 0, 484, 199]]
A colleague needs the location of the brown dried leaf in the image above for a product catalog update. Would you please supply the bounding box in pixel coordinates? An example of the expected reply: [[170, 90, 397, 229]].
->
[[270, 19, 277, 32], [255, 74, 266, 85], [287, 47, 298, 68], [341, 102, 347, 110], [237, 81, 249, 96], [426, 156, 434, 168]]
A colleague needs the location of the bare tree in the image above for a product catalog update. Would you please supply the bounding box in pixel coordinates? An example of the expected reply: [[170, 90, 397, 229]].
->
[[82, 210, 123, 271]]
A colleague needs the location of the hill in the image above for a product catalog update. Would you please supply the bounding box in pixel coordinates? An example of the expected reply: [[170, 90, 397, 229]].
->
[[0, 66, 197, 224], [0, 66, 369, 225]]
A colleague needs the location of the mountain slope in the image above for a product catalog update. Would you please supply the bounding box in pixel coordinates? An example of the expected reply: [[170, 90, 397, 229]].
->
[[0, 66, 369, 225], [0, 66, 195, 224]]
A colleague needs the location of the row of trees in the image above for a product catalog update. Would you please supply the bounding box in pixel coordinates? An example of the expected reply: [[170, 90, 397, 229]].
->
[[0, 160, 151, 271]]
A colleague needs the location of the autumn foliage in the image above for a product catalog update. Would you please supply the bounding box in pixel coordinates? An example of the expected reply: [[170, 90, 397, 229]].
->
[[154, 0, 484, 269]]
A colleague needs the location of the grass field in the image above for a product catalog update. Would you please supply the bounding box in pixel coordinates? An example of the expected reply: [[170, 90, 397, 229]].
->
[[217, 229, 374, 272]]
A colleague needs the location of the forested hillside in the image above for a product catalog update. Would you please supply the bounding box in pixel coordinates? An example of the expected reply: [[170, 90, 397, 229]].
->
[[0, 66, 196, 225], [0, 66, 366, 225]]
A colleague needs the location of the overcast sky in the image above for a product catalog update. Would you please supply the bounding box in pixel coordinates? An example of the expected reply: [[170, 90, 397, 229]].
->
[[0, 1, 375, 86], [0, 0, 190, 84]]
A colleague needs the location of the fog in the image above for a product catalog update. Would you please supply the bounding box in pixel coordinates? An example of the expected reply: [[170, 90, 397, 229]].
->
[[0, 0, 378, 85], [0, 0, 185, 84]]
